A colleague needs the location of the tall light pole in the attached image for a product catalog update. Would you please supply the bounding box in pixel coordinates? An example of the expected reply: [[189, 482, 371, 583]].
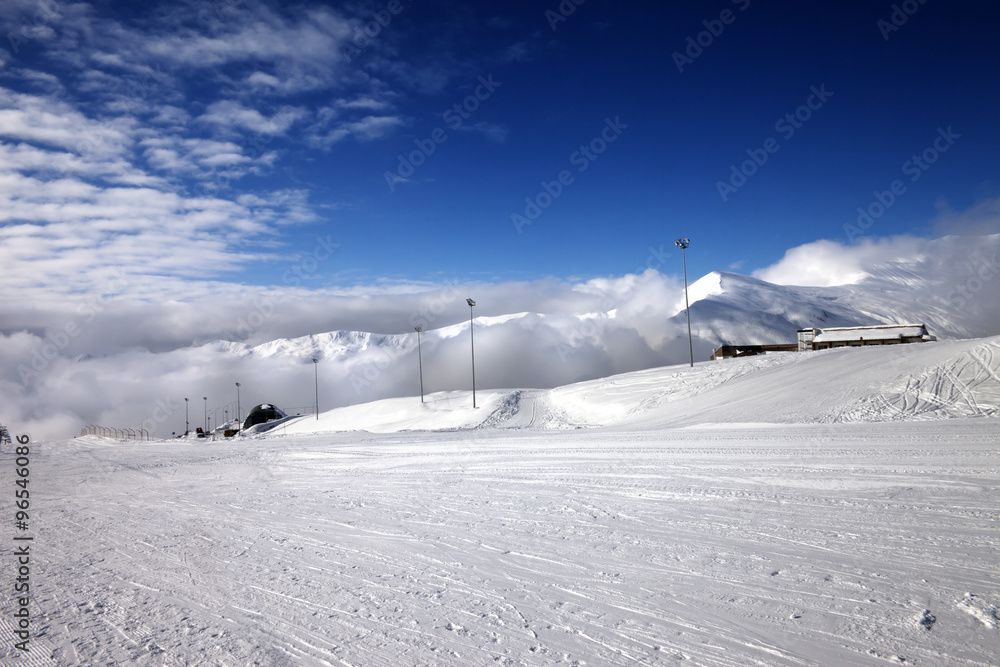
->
[[312, 358, 319, 420], [203, 397, 207, 432], [675, 238, 694, 368], [184, 397, 189, 435], [466, 298, 477, 408], [235, 382, 241, 434], [414, 327, 425, 403]]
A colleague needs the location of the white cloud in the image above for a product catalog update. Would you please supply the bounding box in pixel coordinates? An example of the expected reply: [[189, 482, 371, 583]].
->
[[198, 100, 308, 135], [307, 115, 404, 149], [336, 97, 391, 111], [0, 270, 694, 440], [933, 196, 1000, 237], [0, 88, 134, 156], [3, 228, 999, 441], [457, 121, 508, 143], [0, 141, 156, 185], [753, 236, 929, 287], [139, 136, 253, 175], [0, 78, 325, 315], [142, 8, 350, 69]]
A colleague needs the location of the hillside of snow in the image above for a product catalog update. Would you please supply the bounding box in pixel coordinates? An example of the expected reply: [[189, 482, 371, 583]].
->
[[210, 233, 1000, 429], [261, 336, 1000, 436], [7, 334, 999, 666]]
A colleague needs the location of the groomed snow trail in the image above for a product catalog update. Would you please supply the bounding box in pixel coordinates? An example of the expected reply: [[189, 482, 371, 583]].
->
[[10, 420, 999, 666]]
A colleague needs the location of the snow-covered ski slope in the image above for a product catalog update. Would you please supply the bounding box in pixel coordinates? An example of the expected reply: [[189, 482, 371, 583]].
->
[[6, 338, 999, 666], [274, 337, 1000, 435]]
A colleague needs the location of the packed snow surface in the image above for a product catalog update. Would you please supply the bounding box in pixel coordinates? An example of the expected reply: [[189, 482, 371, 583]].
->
[[3, 339, 999, 665]]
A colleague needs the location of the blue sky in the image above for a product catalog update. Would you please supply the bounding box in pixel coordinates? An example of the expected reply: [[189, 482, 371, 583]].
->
[[2, 0, 1000, 437], [2, 0, 997, 292]]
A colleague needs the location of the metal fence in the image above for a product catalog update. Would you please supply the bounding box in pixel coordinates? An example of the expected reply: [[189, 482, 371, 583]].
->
[[80, 425, 150, 441]]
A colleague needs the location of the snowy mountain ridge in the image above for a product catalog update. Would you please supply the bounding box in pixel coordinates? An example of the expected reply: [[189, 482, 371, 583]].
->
[[221, 234, 999, 370]]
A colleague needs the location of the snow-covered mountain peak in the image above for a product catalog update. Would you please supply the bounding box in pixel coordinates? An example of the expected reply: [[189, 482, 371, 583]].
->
[[686, 271, 725, 305]]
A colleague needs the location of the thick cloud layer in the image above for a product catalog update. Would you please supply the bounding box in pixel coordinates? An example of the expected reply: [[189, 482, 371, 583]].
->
[[752, 236, 929, 287], [1, 270, 696, 439], [4, 229, 999, 441]]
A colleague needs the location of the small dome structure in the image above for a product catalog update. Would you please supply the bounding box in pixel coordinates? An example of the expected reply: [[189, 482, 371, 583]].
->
[[242, 403, 287, 430]]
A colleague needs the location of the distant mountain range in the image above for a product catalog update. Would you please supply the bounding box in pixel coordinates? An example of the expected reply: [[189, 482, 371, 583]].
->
[[10, 234, 998, 440], [222, 233, 999, 372]]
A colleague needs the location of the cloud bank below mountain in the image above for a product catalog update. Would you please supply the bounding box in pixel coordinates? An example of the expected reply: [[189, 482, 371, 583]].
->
[[2, 232, 998, 440]]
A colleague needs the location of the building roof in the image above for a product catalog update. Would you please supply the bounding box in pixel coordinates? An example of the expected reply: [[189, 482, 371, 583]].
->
[[242, 403, 287, 429], [812, 324, 930, 343]]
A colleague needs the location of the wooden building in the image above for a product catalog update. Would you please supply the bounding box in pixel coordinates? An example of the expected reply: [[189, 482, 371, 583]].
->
[[712, 323, 936, 361], [798, 324, 936, 351]]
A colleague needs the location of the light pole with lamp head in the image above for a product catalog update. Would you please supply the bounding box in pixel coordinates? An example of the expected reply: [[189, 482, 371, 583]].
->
[[415, 327, 424, 403], [203, 397, 207, 432], [184, 397, 189, 435], [235, 382, 241, 434], [675, 238, 694, 368], [312, 358, 319, 420], [466, 298, 477, 408]]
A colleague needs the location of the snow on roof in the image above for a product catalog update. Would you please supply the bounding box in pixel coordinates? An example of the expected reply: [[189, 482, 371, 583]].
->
[[813, 324, 928, 343]]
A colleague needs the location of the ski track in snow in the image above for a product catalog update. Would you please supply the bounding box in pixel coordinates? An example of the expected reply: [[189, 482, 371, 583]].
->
[[3, 420, 997, 666]]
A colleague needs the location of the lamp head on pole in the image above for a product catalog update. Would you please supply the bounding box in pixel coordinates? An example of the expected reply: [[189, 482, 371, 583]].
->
[[414, 326, 421, 333], [312, 358, 318, 364], [466, 298, 475, 308], [674, 238, 690, 250]]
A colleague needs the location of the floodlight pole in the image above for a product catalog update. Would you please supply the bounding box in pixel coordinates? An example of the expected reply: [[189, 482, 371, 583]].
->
[[184, 397, 189, 434], [415, 327, 424, 403], [203, 396, 207, 432], [312, 358, 319, 420], [235, 382, 241, 434], [675, 238, 694, 368], [467, 298, 477, 408]]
